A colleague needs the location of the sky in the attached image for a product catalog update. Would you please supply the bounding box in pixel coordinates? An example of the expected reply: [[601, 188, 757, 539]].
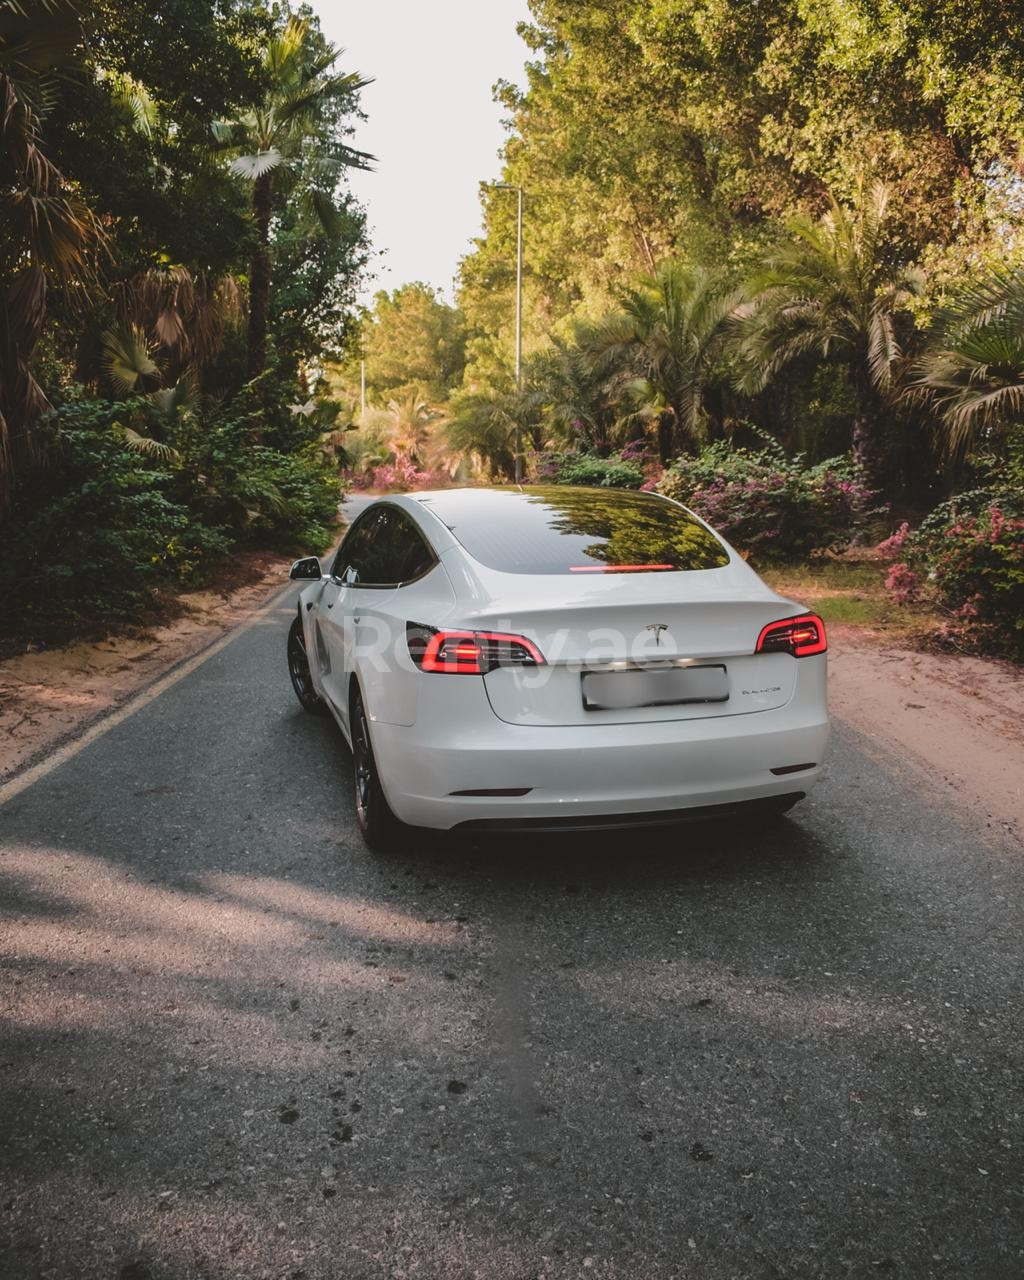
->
[[316, 1, 533, 305]]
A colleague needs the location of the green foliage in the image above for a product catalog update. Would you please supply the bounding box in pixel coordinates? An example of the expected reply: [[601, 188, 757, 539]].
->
[[737, 185, 924, 489], [585, 263, 742, 458], [0, 390, 341, 632], [539, 452, 643, 489], [913, 266, 1024, 456], [212, 11, 372, 378], [0, 397, 230, 624], [167, 387, 342, 551], [338, 284, 467, 406], [658, 439, 877, 561]]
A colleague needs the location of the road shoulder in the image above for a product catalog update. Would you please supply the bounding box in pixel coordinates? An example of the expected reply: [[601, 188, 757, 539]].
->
[[827, 623, 1024, 848], [0, 553, 295, 784]]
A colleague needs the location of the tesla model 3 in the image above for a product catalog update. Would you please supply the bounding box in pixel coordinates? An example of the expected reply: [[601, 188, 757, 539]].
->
[[286, 486, 829, 849]]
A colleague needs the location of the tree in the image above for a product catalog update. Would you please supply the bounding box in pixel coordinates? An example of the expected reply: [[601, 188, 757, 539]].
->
[[445, 382, 542, 480], [354, 284, 467, 404], [384, 391, 439, 465], [585, 263, 741, 462], [913, 268, 1024, 457], [738, 185, 924, 492], [0, 0, 102, 509], [213, 14, 372, 378], [523, 333, 626, 457]]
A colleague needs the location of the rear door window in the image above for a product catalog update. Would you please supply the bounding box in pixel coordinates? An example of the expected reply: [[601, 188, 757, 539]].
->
[[333, 507, 436, 587], [415, 486, 730, 575]]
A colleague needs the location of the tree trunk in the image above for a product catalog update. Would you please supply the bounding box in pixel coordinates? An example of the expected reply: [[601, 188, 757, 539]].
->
[[247, 172, 273, 380], [851, 376, 884, 504], [657, 411, 674, 464]]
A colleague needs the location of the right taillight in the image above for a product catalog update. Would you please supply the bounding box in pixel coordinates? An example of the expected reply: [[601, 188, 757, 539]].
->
[[755, 613, 827, 657]]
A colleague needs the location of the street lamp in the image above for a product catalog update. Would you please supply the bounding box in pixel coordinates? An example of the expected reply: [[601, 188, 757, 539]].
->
[[495, 183, 524, 483]]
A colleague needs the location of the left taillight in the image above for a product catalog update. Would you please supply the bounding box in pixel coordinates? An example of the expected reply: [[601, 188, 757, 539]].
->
[[407, 624, 545, 675], [755, 613, 827, 658]]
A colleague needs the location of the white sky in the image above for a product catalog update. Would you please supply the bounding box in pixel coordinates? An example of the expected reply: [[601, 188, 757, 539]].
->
[[316, 1, 533, 304]]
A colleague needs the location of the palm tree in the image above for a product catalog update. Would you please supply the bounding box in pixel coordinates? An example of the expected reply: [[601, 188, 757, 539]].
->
[[213, 16, 372, 379], [912, 267, 1024, 457], [528, 335, 620, 456], [110, 266, 245, 385], [385, 391, 439, 465], [584, 262, 741, 462], [0, 0, 102, 509], [446, 383, 544, 480], [738, 183, 924, 493]]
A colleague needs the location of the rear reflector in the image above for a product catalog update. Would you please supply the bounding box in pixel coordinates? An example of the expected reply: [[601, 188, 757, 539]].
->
[[449, 788, 533, 797], [770, 763, 817, 775], [755, 613, 827, 657], [408, 624, 544, 675]]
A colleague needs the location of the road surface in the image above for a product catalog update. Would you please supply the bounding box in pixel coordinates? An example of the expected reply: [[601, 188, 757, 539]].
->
[[1, 570, 1022, 1279]]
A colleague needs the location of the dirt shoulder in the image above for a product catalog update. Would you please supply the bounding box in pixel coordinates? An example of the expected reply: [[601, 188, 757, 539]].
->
[[827, 624, 1024, 847], [0, 551, 295, 783]]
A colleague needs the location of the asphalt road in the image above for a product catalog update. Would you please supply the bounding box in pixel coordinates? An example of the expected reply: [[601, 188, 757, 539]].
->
[[1, 577, 1023, 1279]]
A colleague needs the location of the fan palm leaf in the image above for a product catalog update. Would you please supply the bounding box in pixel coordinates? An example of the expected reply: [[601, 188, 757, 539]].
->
[[102, 325, 160, 394]]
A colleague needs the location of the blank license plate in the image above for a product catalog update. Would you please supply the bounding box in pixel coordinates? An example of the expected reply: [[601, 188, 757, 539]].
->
[[582, 665, 728, 711]]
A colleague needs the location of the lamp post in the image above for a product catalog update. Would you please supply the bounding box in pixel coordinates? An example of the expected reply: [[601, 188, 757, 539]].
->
[[495, 183, 524, 483]]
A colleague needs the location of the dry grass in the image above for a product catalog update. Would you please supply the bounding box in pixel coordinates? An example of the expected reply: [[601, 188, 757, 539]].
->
[[760, 557, 941, 640]]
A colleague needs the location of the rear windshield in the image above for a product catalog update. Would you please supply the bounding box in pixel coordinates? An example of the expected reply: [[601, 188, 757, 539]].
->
[[414, 486, 730, 575]]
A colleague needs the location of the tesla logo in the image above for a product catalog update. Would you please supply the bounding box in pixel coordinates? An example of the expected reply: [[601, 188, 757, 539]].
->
[[645, 623, 669, 646]]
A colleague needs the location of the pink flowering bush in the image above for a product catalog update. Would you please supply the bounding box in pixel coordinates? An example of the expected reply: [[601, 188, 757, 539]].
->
[[362, 460, 451, 492], [890, 501, 1024, 658], [884, 561, 923, 604], [657, 441, 877, 561]]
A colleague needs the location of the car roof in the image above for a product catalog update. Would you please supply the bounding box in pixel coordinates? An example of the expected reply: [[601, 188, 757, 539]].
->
[[407, 484, 673, 521]]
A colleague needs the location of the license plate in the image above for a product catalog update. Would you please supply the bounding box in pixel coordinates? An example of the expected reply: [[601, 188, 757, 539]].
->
[[581, 665, 729, 711]]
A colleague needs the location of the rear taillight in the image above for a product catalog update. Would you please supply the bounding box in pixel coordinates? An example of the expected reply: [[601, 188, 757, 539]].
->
[[407, 625, 544, 675], [755, 613, 827, 658]]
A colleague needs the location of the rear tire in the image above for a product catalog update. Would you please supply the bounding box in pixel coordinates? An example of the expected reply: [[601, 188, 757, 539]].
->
[[287, 616, 327, 714], [350, 687, 403, 853]]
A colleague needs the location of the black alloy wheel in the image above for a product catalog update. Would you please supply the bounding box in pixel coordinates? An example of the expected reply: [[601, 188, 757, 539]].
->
[[287, 616, 326, 714], [350, 687, 402, 852]]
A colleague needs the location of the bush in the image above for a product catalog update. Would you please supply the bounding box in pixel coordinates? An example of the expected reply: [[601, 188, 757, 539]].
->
[[533, 450, 644, 489], [0, 389, 342, 634], [0, 398, 231, 625], [657, 440, 876, 560], [169, 395, 342, 551], [882, 449, 1024, 659], [362, 459, 452, 491]]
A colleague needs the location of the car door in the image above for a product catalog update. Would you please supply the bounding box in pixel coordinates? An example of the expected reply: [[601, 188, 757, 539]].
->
[[315, 510, 384, 714], [352, 508, 450, 728], [318, 506, 408, 732]]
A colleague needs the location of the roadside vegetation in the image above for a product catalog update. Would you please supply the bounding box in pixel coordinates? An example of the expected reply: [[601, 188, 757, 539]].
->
[[0, 0, 367, 641]]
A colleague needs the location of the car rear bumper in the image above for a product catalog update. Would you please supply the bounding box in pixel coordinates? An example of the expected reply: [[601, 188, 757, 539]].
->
[[370, 682, 830, 831]]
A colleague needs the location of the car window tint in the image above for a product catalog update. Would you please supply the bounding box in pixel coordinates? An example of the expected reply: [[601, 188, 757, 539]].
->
[[333, 507, 435, 587], [393, 514, 436, 583], [332, 510, 381, 583], [415, 486, 730, 575]]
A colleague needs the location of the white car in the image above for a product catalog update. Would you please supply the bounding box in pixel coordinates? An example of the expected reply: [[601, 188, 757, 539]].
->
[[287, 486, 829, 850]]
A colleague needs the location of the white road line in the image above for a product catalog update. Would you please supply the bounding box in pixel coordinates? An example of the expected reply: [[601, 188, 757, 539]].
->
[[0, 581, 296, 810]]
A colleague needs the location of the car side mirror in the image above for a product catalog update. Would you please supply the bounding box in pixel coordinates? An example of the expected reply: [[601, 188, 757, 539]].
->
[[289, 556, 323, 581]]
